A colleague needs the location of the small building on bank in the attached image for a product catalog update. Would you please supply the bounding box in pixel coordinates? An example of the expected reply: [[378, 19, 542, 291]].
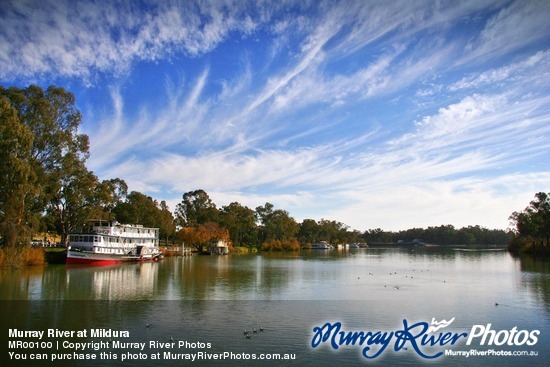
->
[[209, 239, 229, 255]]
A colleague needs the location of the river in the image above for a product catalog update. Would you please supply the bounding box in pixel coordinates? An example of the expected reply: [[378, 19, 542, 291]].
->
[[1, 247, 548, 366]]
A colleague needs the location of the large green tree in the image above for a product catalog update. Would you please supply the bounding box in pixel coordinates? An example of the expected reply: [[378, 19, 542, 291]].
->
[[0, 96, 35, 245], [48, 152, 100, 245], [0, 85, 93, 245], [318, 219, 350, 244], [510, 192, 550, 246], [93, 178, 129, 218], [298, 219, 321, 245], [219, 202, 257, 249], [255, 202, 299, 244], [112, 191, 159, 226], [174, 189, 218, 227]]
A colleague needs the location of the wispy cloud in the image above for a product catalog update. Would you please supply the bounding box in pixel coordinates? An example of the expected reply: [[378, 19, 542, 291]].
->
[[92, 83, 550, 229], [450, 51, 550, 91], [462, 0, 550, 64], [0, 0, 265, 82], [2, 0, 549, 230]]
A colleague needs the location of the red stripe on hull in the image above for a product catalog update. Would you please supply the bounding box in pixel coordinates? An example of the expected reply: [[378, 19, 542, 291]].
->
[[66, 257, 133, 265]]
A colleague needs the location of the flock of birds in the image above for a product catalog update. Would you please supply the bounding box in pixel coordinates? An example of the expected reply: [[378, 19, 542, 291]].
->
[[355, 267, 500, 306], [243, 326, 264, 339], [356, 268, 437, 290], [145, 323, 266, 341]]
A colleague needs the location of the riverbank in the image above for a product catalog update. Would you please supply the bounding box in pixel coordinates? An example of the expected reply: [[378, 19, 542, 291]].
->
[[508, 236, 550, 256], [0, 246, 45, 267]]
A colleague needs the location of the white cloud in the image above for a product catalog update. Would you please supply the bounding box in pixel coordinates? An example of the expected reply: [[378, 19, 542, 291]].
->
[[461, 0, 550, 64], [88, 85, 549, 231], [325, 172, 550, 231], [0, 0, 265, 82], [450, 51, 550, 91], [3, 0, 548, 232]]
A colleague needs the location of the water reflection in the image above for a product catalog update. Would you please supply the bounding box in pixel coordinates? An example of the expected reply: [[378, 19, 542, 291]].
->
[[65, 262, 159, 300], [514, 254, 550, 312], [1, 248, 549, 366], [0, 248, 548, 308]]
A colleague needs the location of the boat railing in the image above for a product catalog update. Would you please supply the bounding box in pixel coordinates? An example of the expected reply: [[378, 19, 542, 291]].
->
[[91, 226, 158, 239]]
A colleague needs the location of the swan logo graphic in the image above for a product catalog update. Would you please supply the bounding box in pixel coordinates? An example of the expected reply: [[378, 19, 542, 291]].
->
[[427, 317, 455, 333]]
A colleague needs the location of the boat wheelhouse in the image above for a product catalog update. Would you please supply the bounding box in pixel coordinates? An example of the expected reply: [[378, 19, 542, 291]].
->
[[66, 220, 162, 265]]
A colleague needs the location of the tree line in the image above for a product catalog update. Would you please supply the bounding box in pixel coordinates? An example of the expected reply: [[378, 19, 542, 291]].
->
[[508, 192, 550, 255], [0, 85, 518, 257], [363, 225, 511, 246]]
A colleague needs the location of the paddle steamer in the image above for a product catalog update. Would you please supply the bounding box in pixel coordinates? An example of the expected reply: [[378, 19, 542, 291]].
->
[[66, 220, 162, 265]]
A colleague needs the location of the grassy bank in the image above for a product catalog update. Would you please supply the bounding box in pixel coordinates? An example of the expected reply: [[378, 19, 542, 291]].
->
[[0, 246, 46, 267], [232, 246, 257, 254]]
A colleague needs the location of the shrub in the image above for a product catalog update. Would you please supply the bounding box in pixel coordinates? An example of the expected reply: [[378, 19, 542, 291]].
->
[[0, 245, 45, 267], [261, 238, 300, 252]]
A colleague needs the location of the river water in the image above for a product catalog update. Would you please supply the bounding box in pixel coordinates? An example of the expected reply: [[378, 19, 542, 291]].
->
[[1, 247, 549, 366]]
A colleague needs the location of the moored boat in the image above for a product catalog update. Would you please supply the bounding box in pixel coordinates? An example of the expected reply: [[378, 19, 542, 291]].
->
[[66, 220, 163, 265], [310, 241, 333, 249]]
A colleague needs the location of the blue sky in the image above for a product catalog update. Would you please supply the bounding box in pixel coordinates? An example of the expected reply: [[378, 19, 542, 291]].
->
[[1, 0, 549, 231]]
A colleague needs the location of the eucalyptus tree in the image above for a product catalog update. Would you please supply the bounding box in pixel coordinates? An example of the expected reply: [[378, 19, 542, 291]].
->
[[255, 202, 299, 244], [95, 178, 129, 216], [318, 219, 348, 244], [0, 85, 92, 245], [298, 219, 321, 245], [220, 202, 257, 249], [112, 191, 160, 227], [0, 96, 35, 245], [175, 189, 219, 227], [47, 151, 100, 244], [510, 192, 550, 246]]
